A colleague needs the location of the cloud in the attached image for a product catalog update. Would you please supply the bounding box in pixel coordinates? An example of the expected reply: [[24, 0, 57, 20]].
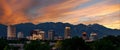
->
[[0, 0, 120, 29]]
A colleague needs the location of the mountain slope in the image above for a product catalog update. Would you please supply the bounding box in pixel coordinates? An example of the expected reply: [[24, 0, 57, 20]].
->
[[0, 22, 120, 38]]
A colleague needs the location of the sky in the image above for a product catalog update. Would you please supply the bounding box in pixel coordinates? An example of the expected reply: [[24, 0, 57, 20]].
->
[[0, 0, 120, 29]]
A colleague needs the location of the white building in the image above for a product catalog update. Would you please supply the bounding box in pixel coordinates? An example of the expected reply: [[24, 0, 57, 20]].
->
[[17, 32, 24, 39], [7, 25, 16, 40]]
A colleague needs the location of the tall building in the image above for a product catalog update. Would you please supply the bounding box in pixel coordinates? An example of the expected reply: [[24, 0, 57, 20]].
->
[[48, 30, 54, 40], [7, 25, 16, 40], [17, 32, 24, 39], [82, 32, 87, 40], [39, 30, 45, 40], [64, 26, 71, 39], [29, 30, 45, 40], [89, 32, 97, 41]]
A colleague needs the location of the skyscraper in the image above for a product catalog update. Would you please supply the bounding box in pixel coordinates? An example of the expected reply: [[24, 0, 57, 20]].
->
[[82, 32, 87, 40], [29, 29, 45, 40], [89, 32, 97, 41], [17, 32, 24, 39], [64, 26, 71, 39], [48, 30, 54, 40], [7, 25, 16, 40], [39, 30, 45, 40]]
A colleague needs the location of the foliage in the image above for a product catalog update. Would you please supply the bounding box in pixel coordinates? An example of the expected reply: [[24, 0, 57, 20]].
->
[[24, 40, 50, 50], [61, 36, 91, 50], [4, 45, 19, 50], [0, 38, 8, 50], [54, 40, 62, 50], [90, 35, 120, 50], [1, 35, 120, 50]]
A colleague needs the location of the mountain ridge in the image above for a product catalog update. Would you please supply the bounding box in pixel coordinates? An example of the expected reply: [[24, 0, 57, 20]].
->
[[0, 22, 120, 38]]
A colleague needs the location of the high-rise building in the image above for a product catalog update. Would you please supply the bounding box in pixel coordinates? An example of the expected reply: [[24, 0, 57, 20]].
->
[[82, 32, 87, 40], [17, 32, 24, 39], [48, 30, 54, 40], [38, 30, 45, 40], [7, 25, 16, 40], [29, 29, 45, 40], [64, 26, 71, 39], [89, 32, 97, 41]]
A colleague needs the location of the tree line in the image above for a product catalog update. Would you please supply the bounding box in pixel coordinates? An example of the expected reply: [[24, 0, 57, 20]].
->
[[0, 35, 120, 50]]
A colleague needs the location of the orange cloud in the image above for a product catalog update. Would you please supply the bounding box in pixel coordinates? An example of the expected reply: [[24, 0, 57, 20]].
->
[[0, 0, 32, 25], [0, 0, 120, 29]]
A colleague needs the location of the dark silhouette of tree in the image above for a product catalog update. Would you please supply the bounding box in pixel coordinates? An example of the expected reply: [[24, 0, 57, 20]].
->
[[0, 38, 8, 50], [91, 35, 118, 50], [61, 37, 91, 50], [24, 40, 50, 50], [4, 45, 19, 50], [54, 40, 62, 50]]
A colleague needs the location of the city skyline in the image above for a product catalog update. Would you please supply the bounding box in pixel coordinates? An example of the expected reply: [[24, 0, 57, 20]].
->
[[0, 0, 120, 29], [6, 25, 98, 41], [0, 0, 120, 50]]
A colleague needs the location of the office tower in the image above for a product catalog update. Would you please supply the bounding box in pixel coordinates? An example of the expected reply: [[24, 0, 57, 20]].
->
[[29, 29, 45, 40], [90, 32, 97, 41], [64, 26, 71, 39], [39, 31, 45, 40], [37, 33, 42, 40], [82, 32, 87, 40], [32, 33, 38, 40], [17, 32, 24, 39], [48, 30, 54, 40], [7, 25, 16, 40]]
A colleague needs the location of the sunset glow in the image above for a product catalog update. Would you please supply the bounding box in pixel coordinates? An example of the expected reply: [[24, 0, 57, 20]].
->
[[0, 0, 120, 29]]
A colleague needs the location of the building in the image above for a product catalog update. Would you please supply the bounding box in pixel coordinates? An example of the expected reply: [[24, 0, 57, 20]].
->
[[38, 30, 45, 40], [89, 32, 97, 41], [7, 25, 16, 40], [48, 30, 54, 40], [64, 26, 71, 39], [27, 29, 45, 40], [17, 32, 24, 39], [82, 32, 87, 40], [31, 30, 38, 40]]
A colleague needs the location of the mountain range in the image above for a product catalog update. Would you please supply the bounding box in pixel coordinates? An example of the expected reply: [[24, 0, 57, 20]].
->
[[0, 22, 120, 38]]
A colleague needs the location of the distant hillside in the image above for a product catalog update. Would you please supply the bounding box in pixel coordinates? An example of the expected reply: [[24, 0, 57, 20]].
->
[[0, 22, 120, 38], [0, 24, 7, 37]]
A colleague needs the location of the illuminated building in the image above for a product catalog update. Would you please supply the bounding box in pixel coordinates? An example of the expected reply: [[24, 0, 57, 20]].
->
[[38, 30, 45, 40], [64, 26, 71, 39], [17, 32, 24, 39], [82, 32, 87, 40], [28, 29, 45, 40], [89, 32, 97, 41], [48, 30, 54, 40], [7, 25, 16, 40]]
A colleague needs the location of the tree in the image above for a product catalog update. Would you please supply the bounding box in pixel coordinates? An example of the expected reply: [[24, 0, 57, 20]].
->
[[91, 36, 116, 50], [4, 45, 19, 50], [0, 38, 8, 50], [61, 37, 91, 50], [54, 40, 62, 50], [24, 40, 50, 50]]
